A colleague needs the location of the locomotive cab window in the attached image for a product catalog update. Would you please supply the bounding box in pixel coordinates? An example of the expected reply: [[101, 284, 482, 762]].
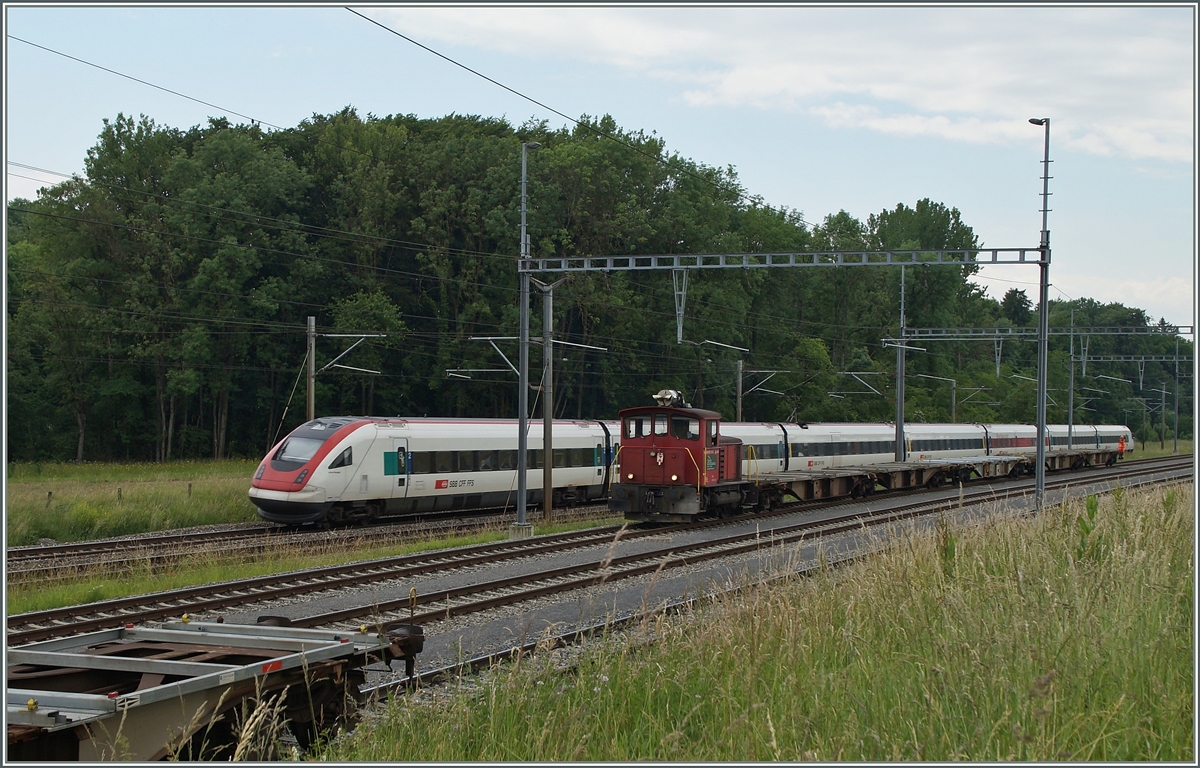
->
[[328, 447, 352, 469], [654, 415, 668, 436], [671, 416, 700, 440], [277, 437, 324, 463], [708, 420, 718, 446], [625, 416, 651, 439]]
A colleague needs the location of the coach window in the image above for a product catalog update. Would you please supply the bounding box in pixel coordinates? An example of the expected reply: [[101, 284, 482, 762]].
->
[[654, 414, 669, 436], [412, 451, 432, 474], [671, 416, 700, 440], [456, 451, 477, 472], [499, 450, 516, 471], [478, 451, 497, 472], [708, 420, 718, 446], [435, 451, 453, 473]]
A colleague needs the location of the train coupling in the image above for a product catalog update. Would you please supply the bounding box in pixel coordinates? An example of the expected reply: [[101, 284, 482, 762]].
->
[[383, 623, 425, 680]]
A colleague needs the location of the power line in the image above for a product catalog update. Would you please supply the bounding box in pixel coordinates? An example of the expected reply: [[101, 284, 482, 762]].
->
[[8, 35, 264, 126], [344, 8, 806, 225]]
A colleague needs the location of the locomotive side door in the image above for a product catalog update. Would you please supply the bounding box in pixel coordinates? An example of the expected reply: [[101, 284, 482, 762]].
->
[[386, 438, 409, 499]]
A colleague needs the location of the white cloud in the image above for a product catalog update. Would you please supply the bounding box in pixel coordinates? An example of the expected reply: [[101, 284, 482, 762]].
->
[[972, 268, 1196, 327], [369, 6, 1194, 163]]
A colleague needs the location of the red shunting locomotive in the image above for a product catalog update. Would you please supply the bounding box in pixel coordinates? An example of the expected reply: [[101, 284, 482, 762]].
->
[[609, 390, 759, 521]]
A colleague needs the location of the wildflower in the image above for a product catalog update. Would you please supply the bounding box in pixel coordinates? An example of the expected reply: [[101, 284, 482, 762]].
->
[[594, 686, 601, 692], [600, 675, 609, 683], [536, 680, 544, 686]]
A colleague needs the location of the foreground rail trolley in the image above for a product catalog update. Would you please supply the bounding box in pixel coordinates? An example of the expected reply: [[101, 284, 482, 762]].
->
[[251, 417, 618, 525], [6, 619, 423, 761], [611, 390, 1134, 522]]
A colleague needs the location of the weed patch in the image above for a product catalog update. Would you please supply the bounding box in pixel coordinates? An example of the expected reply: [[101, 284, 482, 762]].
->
[[319, 483, 1194, 762]]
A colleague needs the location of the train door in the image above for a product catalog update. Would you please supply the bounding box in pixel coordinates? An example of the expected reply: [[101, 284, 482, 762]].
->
[[386, 438, 409, 499]]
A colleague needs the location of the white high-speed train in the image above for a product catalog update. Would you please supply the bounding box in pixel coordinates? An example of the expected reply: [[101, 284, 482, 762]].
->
[[250, 417, 618, 525], [249, 415, 1133, 526]]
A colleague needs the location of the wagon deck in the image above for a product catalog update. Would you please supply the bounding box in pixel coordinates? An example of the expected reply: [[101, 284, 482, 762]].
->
[[7, 619, 422, 761]]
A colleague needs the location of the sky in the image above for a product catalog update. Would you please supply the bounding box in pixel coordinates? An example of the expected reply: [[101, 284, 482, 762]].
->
[[4, 4, 1196, 327]]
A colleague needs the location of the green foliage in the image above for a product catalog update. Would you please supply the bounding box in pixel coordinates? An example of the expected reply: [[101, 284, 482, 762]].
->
[[5, 109, 1192, 461]]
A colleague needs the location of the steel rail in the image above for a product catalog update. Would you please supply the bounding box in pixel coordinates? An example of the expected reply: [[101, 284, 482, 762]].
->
[[305, 457, 1193, 632], [8, 456, 1189, 646], [6, 504, 613, 581]]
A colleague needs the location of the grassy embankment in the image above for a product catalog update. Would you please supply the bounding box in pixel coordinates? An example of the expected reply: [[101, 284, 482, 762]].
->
[[6, 459, 262, 546], [320, 482, 1194, 762], [1132, 439, 1193, 460]]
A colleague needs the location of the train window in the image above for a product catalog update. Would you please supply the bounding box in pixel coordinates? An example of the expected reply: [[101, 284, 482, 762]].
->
[[435, 451, 453, 473], [499, 450, 516, 471], [571, 448, 588, 467], [672, 416, 700, 440], [625, 416, 651, 439], [527, 449, 543, 469], [277, 437, 324, 463], [708, 420, 718, 446], [654, 415, 668, 436], [553, 449, 568, 468], [456, 451, 477, 472], [328, 447, 352, 469], [478, 451, 498, 471], [412, 451, 432, 474]]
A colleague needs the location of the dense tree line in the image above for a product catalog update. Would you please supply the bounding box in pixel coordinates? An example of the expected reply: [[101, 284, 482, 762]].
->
[[6, 109, 1192, 462]]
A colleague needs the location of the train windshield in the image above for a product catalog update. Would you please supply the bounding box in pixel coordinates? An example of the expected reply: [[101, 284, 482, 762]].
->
[[277, 437, 325, 463], [671, 416, 700, 440]]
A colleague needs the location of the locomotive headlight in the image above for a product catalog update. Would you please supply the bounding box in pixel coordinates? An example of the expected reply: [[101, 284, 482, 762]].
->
[[627, 473, 634, 480], [254, 464, 265, 480], [671, 474, 678, 481]]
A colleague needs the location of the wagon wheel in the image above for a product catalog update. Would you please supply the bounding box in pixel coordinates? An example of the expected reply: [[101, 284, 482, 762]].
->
[[756, 493, 773, 513]]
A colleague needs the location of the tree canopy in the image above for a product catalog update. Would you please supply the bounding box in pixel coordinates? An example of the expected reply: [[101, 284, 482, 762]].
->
[[6, 109, 1192, 462]]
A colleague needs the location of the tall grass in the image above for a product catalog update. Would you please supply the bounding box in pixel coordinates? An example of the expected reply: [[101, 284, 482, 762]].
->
[[6, 461, 260, 546], [320, 483, 1193, 762]]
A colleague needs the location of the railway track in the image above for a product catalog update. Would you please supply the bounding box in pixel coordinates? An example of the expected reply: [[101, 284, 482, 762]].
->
[[7, 455, 1190, 647], [293, 454, 1196, 635], [5, 504, 613, 583]]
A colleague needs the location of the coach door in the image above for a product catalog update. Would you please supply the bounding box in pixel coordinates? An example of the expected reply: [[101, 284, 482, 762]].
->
[[386, 438, 409, 499]]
